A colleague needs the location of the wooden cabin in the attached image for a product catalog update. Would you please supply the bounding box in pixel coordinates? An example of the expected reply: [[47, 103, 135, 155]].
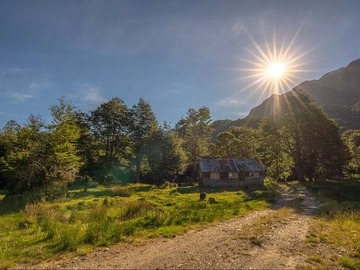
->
[[199, 158, 265, 188]]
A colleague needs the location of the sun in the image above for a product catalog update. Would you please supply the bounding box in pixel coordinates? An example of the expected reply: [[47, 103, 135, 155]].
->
[[237, 30, 311, 99], [267, 62, 286, 79]]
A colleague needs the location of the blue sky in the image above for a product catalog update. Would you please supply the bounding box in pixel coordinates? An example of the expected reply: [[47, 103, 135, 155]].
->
[[1, 0, 360, 127]]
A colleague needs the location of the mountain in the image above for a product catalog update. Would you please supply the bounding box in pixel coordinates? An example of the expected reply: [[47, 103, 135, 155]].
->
[[245, 58, 360, 130]]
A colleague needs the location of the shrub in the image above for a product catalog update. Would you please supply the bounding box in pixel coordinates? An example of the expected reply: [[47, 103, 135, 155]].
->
[[56, 223, 83, 251], [109, 185, 133, 197], [119, 200, 154, 220], [84, 205, 111, 245]]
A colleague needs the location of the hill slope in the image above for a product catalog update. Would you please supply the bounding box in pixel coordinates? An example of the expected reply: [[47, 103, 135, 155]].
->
[[245, 58, 360, 130]]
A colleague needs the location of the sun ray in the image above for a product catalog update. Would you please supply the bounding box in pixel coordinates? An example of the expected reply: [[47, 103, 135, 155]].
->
[[239, 29, 312, 98]]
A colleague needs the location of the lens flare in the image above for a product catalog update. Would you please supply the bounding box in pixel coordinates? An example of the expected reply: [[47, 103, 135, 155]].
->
[[267, 62, 286, 79], [236, 28, 312, 104]]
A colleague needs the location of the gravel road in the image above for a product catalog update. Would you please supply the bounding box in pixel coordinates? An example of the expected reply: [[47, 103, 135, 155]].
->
[[32, 183, 340, 269]]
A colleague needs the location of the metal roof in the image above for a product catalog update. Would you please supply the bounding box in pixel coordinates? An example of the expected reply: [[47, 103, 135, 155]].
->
[[199, 158, 265, 173]]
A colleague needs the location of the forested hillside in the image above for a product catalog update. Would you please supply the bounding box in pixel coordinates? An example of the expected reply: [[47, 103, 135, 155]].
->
[[1, 60, 360, 204], [1, 90, 358, 205]]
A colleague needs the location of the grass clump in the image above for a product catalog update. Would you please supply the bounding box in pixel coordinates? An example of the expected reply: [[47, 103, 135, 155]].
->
[[0, 184, 275, 267], [236, 207, 294, 243], [109, 185, 133, 197], [305, 180, 360, 269]]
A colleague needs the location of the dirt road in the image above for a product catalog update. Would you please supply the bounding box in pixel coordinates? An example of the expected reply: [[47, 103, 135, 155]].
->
[[34, 184, 337, 269]]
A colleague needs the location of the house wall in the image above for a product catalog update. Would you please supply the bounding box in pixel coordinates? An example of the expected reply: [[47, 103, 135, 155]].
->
[[200, 172, 264, 188], [200, 177, 242, 188]]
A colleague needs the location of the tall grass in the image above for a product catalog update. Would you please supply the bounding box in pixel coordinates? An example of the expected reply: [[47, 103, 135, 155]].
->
[[109, 185, 133, 197], [0, 185, 274, 267], [305, 180, 360, 269], [20, 196, 269, 251]]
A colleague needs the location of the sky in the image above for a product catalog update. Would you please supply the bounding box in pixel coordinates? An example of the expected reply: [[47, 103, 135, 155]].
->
[[1, 0, 360, 127]]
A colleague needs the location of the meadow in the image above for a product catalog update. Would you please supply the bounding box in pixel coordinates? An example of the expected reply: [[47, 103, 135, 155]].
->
[[305, 180, 360, 269], [0, 183, 276, 268]]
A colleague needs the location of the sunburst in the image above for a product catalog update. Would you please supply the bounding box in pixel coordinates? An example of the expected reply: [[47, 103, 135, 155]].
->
[[238, 30, 311, 103]]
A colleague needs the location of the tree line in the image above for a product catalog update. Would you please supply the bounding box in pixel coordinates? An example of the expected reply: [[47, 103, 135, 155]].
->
[[0, 90, 359, 202]]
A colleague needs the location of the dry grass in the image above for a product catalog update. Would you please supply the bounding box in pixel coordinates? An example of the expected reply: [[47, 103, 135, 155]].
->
[[109, 185, 133, 197], [0, 184, 275, 268], [236, 207, 294, 245], [305, 180, 360, 269]]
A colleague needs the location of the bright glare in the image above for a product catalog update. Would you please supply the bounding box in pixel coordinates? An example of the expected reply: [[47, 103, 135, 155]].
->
[[267, 62, 286, 79], [237, 30, 311, 98]]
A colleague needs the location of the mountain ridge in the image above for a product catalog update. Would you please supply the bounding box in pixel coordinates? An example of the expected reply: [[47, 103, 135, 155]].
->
[[212, 58, 360, 137], [245, 58, 360, 130]]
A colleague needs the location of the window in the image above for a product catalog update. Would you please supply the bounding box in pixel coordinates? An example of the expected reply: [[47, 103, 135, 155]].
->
[[249, 172, 259, 178], [202, 172, 210, 179], [229, 172, 238, 179], [210, 172, 220, 179]]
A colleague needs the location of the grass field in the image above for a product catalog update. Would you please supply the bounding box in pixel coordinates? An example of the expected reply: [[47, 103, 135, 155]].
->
[[0, 184, 276, 268], [305, 179, 360, 270]]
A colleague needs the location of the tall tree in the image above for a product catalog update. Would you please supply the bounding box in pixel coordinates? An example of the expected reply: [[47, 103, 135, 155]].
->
[[4, 116, 50, 195], [212, 127, 259, 159], [213, 131, 238, 158], [73, 111, 98, 179], [282, 90, 346, 180], [90, 97, 131, 182], [49, 98, 83, 192], [145, 123, 187, 184], [176, 107, 212, 178], [342, 130, 360, 176], [229, 126, 260, 159], [130, 98, 159, 182], [259, 117, 293, 181]]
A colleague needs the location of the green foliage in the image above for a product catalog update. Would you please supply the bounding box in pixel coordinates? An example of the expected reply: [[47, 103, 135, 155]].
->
[[0, 184, 274, 267], [342, 130, 360, 177], [212, 126, 259, 159], [144, 125, 187, 184], [259, 117, 293, 181], [305, 180, 360, 269], [49, 99, 83, 186], [90, 97, 132, 182], [109, 185, 133, 197], [279, 90, 347, 180], [130, 98, 159, 182], [175, 107, 213, 177], [0, 99, 82, 202]]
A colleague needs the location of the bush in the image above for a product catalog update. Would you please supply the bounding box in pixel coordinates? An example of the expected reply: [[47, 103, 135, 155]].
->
[[109, 185, 133, 197], [119, 200, 154, 220]]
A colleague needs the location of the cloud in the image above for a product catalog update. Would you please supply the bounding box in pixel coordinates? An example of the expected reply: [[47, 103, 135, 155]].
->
[[76, 83, 107, 104], [0, 111, 12, 116], [5, 92, 34, 103], [231, 21, 248, 36], [219, 110, 249, 118], [152, 82, 189, 100], [0, 67, 29, 76], [216, 97, 245, 107], [0, 68, 51, 105], [29, 80, 52, 91]]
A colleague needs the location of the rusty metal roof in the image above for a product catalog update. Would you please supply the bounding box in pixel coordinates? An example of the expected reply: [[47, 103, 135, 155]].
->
[[199, 158, 265, 173]]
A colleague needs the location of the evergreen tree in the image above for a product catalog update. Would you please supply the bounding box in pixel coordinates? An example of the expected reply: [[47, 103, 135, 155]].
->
[[213, 131, 238, 158], [259, 117, 293, 181], [73, 111, 98, 180], [90, 97, 132, 183], [176, 107, 212, 178], [282, 90, 346, 180], [49, 98, 83, 192], [145, 123, 186, 184], [130, 98, 159, 182], [342, 130, 360, 176], [229, 126, 259, 159]]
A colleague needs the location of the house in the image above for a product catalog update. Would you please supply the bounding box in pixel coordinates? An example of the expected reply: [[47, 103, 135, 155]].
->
[[199, 158, 265, 188]]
